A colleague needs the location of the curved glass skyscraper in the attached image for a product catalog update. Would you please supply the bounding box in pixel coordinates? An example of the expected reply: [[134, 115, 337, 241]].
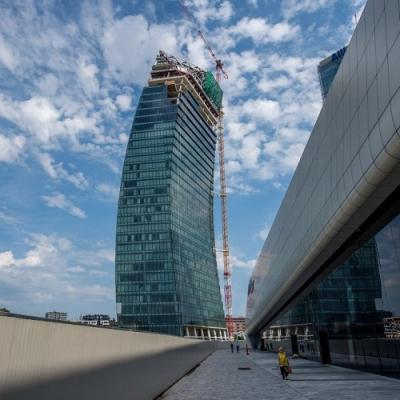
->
[[115, 52, 226, 337]]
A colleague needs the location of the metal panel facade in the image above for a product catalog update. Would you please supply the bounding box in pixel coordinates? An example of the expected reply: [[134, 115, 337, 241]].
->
[[247, 0, 400, 337]]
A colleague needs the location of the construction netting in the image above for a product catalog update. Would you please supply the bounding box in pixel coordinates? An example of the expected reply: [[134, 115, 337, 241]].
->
[[202, 71, 223, 110]]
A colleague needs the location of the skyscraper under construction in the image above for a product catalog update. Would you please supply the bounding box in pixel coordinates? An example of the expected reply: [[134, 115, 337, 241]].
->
[[115, 51, 226, 338]]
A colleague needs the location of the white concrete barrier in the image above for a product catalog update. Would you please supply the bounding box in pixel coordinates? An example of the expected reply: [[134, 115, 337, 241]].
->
[[0, 315, 216, 400]]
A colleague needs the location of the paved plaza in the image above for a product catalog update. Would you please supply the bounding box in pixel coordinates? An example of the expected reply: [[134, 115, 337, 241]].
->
[[161, 349, 400, 400]]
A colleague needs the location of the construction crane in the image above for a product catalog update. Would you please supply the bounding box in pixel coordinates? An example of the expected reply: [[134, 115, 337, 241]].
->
[[180, 1, 233, 338]]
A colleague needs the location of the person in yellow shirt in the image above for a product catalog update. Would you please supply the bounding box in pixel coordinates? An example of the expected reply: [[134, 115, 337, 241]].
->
[[278, 347, 289, 380]]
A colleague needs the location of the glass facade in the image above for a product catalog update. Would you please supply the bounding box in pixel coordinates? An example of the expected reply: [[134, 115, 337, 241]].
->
[[274, 239, 382, 336], [115, 83, 225, 336], [264, 214, 400, 377], [317, 46, 347, 100]]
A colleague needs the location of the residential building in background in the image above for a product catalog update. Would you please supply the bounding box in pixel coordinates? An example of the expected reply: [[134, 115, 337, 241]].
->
[[247, 1, 400, 378], [45, 311, 67, 321], [115, 51, 226, 339], [226, 316, 246, 334], [80, 314, 111, 327]]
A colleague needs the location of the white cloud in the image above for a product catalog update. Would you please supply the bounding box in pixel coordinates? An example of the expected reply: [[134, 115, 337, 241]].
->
[[0, 251, 16, 269], [230, 254, 257, 269], [37, 153, 89, 190], [247, 0, 258, 6], [115, 94, 132, 111], [221, 51, 262, 96], [282, 0, 336, 19], [0, 210, 18, 225], [37, 73, 59, 96], [351, 0, 365, 6], [240, 98, 281, 122], [185, 0, 233, 24], [0, 95, 99, 150], [97, 182, 119, 198], [0, 234, 71, 270], [42, 192, 87, 219], [0, 233, 114, 307], [225, 160, 241, 174], [76, 248, 115, 267], [0, 34, 18, 70], [255, 224, 271, 241], [257, 75, 291, 93], [216, 250, 256, 271], [0, 4, 131, 176], [226, 121, 256, 141], [0, 134, 25, 163], [77, 59, 100, 96], [220, 50, 322, 190], [102, 14, 178, 84], [239, 135, 261, 169], [184, 35, 210, 70], [0, 95, 59, 145], [229, 17, 300, 44]]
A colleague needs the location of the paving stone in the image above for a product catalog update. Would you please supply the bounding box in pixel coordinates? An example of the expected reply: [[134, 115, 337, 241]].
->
[[161, 350, 305, 400], [161, 349, 400, 400], [250, 351, 400, 400]]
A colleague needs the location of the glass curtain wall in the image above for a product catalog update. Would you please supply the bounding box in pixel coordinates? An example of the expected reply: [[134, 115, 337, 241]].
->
[[263, 214, 400, 378], [115, 84, 225, 336]]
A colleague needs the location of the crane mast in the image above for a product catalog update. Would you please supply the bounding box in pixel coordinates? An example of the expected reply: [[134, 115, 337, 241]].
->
[[180, 1, 233, 338], [217, 104, 233, 338]]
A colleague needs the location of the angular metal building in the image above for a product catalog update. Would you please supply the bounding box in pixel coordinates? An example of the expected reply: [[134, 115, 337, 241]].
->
[[115, 52, 226, 338], [247, 0, 400, 375], [260, 43, 385, 367]]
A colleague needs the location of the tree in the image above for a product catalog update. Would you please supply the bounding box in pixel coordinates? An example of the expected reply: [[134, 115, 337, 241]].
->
[[0, 307, 10, 313]]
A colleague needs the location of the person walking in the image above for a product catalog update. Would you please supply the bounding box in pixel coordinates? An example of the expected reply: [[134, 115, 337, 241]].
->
[[278, 347, 290, 380], [236, 340, 240, 353], [230, 342, 234, 353]]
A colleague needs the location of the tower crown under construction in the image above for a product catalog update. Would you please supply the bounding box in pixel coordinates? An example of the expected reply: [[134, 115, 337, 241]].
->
[[115, 51, 227, 339], [149, 51, 222, 125]]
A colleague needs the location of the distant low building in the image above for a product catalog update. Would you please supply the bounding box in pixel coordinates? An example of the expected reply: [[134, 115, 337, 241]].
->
[[226, 317, 246, 334], [80, 314, 111, 327], [45, 311, 67, 321], [384, 317, 400, 339]]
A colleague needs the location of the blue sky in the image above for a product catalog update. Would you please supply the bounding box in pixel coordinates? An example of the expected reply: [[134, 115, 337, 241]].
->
[[0, 0, 365, 320]]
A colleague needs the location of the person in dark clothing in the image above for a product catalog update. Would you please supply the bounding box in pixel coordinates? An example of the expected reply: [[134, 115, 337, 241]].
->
[[230, 342, 234, 353], [236, 342, 240, 353]]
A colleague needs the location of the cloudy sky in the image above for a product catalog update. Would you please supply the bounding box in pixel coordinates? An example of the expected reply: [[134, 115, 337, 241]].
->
[[0, 0, 366, 319]]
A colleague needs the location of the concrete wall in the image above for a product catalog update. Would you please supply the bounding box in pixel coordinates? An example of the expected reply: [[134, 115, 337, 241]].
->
[[0, 315, 216, 400]]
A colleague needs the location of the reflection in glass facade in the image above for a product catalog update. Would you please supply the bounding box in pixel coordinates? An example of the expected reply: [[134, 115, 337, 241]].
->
[[115, 79, 225, 336], [273, 239, 382, 336], [264, 215, 400, 377]]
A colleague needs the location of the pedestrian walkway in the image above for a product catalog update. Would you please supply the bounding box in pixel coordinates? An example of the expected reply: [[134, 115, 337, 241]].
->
[[160, 349, 400, 400]]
